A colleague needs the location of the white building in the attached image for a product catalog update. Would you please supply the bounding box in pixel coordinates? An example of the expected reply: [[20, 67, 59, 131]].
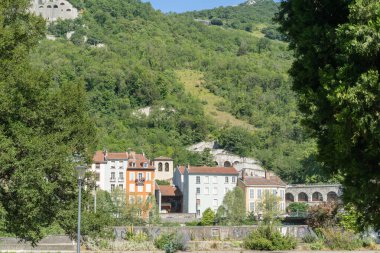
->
[[30, 0, 79, 22], [173, 165, 238, 217], [153, 156, 174, 181], [238, 170, 287, 215], [90, 150, 128, 192]]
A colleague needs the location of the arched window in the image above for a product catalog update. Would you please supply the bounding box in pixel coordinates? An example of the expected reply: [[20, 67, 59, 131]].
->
[[312, 192, 323, 202], [158, 162, 162, 172], [285, 193, 294, 203], [214, 161, 219, 166], [327, 191, 338, 202], [224, 161, 231, 167], [298, 192, 308, 202], [66, 8, 71, 11], [47, 5, 52, 8], [60, 2, 65, 5], [165, 162, 169, 172], [53, 5, 58, 8]]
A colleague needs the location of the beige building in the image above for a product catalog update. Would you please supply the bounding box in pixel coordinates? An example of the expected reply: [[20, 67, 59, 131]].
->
[[238, 171, 286, 215], [153, 156, 174, 181]]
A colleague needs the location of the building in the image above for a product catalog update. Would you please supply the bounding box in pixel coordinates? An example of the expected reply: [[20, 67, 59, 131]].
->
[[153, 156, 174, 181], [285, 184, 342, 206], [91, 150, 127, 192], [155, 184, 183, 213], [125, 152, 155, 206], [174, 165, 238, 217], [30, 0, 79, 22], [238, 170, 287, 215]]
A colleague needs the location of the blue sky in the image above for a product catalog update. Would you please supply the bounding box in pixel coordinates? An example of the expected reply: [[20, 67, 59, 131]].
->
[[141, 0, 249, 13]]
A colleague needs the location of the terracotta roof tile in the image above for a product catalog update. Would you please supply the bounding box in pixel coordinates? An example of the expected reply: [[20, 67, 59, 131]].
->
[[93, 151, 105, 163], [187, 166, 238, 175], [243, 175, 286, 187], [107, 152, 128, 160], [158, 185, 182, 196]]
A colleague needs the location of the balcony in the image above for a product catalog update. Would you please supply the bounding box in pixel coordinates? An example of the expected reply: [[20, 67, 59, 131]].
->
[[135, 178, 145, 186]]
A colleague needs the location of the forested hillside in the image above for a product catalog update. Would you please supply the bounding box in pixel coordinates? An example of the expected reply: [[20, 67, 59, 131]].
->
[[32, 0, 331, 183]]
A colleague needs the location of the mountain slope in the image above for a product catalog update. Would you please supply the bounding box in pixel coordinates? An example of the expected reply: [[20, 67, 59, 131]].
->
[[31, 0, 328, 183]]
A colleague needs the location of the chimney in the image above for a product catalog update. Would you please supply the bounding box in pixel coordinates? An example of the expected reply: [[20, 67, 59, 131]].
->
[[265, 170, 270, 180], [103, 148, 108, 161], [241, 168, 246, 181]]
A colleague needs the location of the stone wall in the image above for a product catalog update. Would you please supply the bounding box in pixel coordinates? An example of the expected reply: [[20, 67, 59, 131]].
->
[[160, 213, 198, 223], [114, 225, 311, 241], [286, 184, 343, 204]]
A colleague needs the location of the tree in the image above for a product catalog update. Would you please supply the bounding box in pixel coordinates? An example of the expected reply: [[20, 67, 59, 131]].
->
[[257, 192, 281, 225], [0, 0, 95, 244], [201, 208, 215, 226], [217, 187, 245, 225], [218, 126, 254, 157], [307, 202, 339, 229], [277, 0, 380, 229]]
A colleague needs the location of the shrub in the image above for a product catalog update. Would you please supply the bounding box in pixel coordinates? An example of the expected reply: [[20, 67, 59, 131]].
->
[[309, 240, 324, 250], [243, 226, 297, 250], [302, 233, 318, 243], [307, 202, 339, 229], [210, 18, 223, 26], [361, 236, 376, 249], [320, 228, 362, 250], [201, 208, 215, 226], [154, 232, 186, 253], [287, 202, 309, 213]]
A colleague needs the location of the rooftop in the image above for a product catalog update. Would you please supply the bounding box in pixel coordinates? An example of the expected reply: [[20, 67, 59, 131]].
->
[[242, 174, 286, 187], [178, 165, 238, 175], [157, 185, 182, 196]]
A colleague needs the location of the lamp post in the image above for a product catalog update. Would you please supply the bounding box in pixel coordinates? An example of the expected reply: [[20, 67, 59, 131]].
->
[[76, 165, 86, 253]]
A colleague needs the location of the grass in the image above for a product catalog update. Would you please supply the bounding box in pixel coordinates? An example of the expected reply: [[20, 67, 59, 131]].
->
[[176, 69, 255, 130]]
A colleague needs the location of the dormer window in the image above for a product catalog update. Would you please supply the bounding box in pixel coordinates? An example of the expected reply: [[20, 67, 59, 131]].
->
[[143, 163, 148, 168]]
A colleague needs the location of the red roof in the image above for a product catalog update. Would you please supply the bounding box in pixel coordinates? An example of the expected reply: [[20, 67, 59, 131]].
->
[[187, 166, 238, 175], [243, 175, 286, 187], [158, 185, 182, 196], [92, 151, 154, 169], [107, 152, 128, 160]]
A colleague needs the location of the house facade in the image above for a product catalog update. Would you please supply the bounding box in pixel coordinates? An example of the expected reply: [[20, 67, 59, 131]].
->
[[238, 170, 286, 215], [91, 150, 127, 191], [174, 165, 238, 217], [153, 156, 174, 181]]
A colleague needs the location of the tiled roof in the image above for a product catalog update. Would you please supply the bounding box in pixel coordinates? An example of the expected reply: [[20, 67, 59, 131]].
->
[[154, 156, 173, 161], [243, 175, 286, 187], [107, 152, 128, 160], [93, 151, 105, 163], [157, 185, 182, 196], [188, 166, 238, 175]]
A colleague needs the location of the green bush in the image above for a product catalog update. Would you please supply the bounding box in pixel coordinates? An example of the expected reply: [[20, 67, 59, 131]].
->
[[302, 233, 318, 243], [321, 228, 362, 250], [287, 202, 309, 213], [154, 232, 186, 253], [201, 208, 215, 226], [243, 226, 297, 250], [309, 240, 324, 250], [185, 221, 200, 226]]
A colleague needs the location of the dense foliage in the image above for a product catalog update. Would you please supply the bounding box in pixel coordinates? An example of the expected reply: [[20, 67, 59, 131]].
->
[[243, 226, 297, 250], [35, 0, 330, 183], [0, 0, 95, 244], [277, 0, 380, 229]]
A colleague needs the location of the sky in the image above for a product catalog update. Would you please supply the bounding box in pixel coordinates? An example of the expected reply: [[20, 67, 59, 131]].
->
[[141, 0, 248, 13]]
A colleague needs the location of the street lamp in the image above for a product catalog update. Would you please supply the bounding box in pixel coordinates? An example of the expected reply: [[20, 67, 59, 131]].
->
[[76, 165, 86, 253]]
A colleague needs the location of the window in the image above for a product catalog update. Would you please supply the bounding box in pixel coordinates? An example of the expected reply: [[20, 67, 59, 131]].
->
[[281, 202, 284, 211], [196, 187, 200, 194], [272, 189, 277, 196], [137, 185, 143, 192], [250, 189, 254, 199], [95, 172, 100, 181], [232, 176, 236, 183], [143, 163, 148, 168], [225, 177, 229, 184], [119, 161, 123, 169], [95, 163, 100, 169], [196, 176, 200, 184], [111, 184, 115, 191], [165, 162, 169, 172], [146, 183, 151, 192], [264, 189, 270, 197], [129, 196, 135, 204], [213, 199, 218, 208], [146, 172, 151, 181], [129, 184, 135, 192], [249, 202, 255, 212], [213, 176, 217, 183], [280, 189, 285, 199], [118, 184, 123, 189], [110, 172, 115, 181], [196, 210, 200, 216], [258, 189, 262, 199], [138, 173, 143, 180], [137, 196, 143, 204], [213, 187, 217, 195], [158, 162, 163, 171], [196, 199, 200, 206], [129, 172, 135, 181], [119, 172, 124, 181], [205, 187, 209, 195]]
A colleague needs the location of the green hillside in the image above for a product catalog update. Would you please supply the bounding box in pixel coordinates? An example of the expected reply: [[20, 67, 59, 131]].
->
[[32, 0, 329, 183]]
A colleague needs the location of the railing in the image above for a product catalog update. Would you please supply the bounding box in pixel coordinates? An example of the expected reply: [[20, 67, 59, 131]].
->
[[288, 210, 308, 218], [135, 178, 145, 186]]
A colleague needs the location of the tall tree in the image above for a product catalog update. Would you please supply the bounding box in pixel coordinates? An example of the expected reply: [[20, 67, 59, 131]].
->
[[276, 0, 380, 229], [0, 0, 95, 244]]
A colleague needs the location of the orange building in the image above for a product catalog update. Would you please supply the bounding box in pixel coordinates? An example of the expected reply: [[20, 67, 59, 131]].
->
[[125, 152, 155, 211]]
